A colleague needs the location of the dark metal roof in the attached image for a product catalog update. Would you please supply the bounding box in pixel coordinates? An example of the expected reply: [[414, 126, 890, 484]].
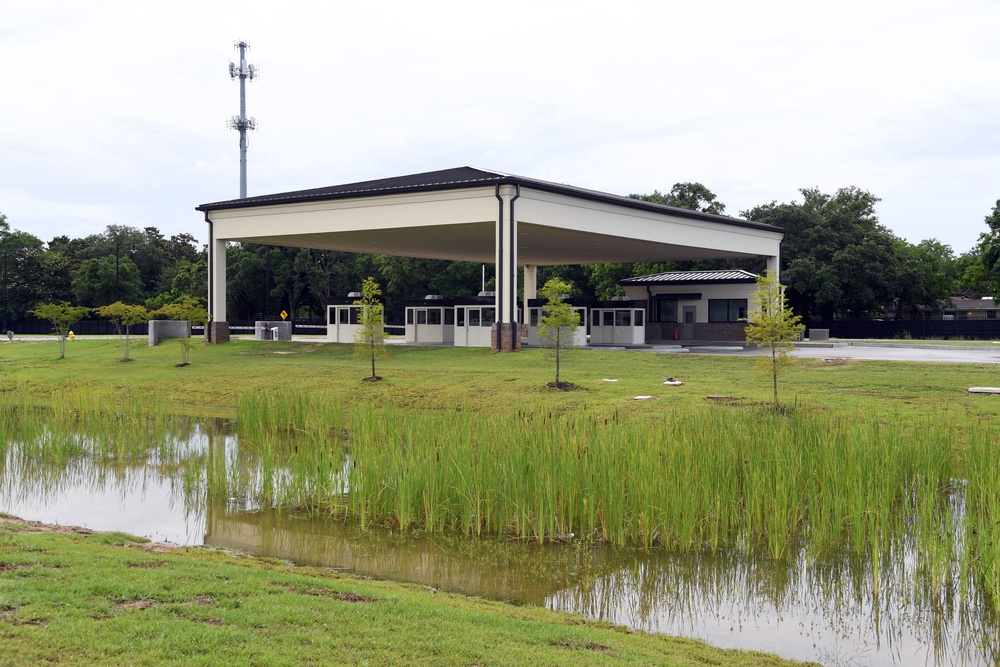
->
[[195, 166, 782, 234], [947, 298, 999, 310], [620, 269, 760, 286]]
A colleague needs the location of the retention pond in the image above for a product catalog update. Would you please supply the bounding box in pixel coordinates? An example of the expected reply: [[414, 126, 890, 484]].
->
[[2, 417, 998, 666]]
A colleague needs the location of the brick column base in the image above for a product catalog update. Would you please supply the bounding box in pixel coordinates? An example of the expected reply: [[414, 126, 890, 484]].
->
[[490, 322, 522, 352], [207, 322, 230, 344]]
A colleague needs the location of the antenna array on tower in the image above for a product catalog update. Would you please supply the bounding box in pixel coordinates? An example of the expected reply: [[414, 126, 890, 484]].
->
[[229, 40, 258, 199]]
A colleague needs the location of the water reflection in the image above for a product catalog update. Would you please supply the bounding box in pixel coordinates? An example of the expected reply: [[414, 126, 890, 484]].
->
[[1, 421, 997, 666]]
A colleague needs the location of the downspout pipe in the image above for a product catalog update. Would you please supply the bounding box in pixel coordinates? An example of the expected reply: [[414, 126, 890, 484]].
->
[[508, 184, 520, 325], [494, 185, 504, 351], [204, 212, 214, 343]]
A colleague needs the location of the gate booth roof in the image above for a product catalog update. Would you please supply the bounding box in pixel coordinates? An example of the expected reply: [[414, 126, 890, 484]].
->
[[196, 166, 783, 266]]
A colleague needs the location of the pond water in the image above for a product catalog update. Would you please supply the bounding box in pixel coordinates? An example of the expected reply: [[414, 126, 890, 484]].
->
[[1, 422, 996, 666]]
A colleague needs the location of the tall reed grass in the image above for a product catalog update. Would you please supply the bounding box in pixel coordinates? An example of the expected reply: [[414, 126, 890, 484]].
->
[[225, 392, 997, 589]]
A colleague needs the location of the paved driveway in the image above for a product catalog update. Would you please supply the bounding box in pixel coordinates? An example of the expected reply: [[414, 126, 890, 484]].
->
[[654, 342, 1000, 364]]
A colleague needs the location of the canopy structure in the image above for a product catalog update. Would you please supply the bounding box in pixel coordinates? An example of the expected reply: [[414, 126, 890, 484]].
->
[[196, 166, 784, 349]]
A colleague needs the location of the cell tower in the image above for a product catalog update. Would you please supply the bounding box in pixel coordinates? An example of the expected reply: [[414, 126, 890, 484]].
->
[[228, 40, 257, 199]]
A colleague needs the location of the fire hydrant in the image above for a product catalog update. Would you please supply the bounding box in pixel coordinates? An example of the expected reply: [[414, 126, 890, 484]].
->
[[68, 331, 75, 342]]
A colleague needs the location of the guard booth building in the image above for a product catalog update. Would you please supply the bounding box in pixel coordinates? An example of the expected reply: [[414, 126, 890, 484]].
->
[[327, 292, 365, 344], [524, 298, 588, 347], [404, 295, 455, 345], [619, 269, 760, 342], [403, 292, 513, 347], [589, 297, 647, 346]]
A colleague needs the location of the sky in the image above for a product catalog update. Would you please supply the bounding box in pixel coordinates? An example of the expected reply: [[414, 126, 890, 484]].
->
[[2, 0, 999, 255]]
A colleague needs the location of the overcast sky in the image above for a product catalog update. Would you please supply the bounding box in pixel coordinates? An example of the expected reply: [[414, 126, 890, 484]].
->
[[2, 0, 998, 255]]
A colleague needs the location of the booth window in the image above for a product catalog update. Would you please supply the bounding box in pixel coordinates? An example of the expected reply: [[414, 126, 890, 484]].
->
[[427, 309, 441, 325], [482, 308, 495, 326], [530, 309, 539, 326], [340, 308, 349, 325], [468, 309, 480, 327], [417, 310, 427, 325], [635, 311, 644, 327], [457, 308, 465, 326], [615, 310, 631, 327], [407, 310, 414, 325], [349, 307, 361, 325], [654, 299, 678, 323], [445, 308, 454, 325], [709, 299, 748, 322]]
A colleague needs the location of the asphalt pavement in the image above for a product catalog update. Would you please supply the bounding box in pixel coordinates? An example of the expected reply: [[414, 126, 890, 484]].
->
[[644, 341, 1000, 364]]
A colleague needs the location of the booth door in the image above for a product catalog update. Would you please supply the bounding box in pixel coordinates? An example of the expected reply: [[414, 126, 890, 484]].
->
[[682, 306, 696, 340], [613, 310, 632, 345]]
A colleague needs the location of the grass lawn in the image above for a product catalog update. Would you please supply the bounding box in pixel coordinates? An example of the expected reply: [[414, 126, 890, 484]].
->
[[2, 336, 999, 422], [0, 517, 811, 666], [2, 336, 997, 666]]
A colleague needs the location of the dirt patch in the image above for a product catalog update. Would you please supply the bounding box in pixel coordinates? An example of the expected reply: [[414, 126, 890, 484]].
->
[[275, 582, 375, 602], [0, 561, 32, 573], [114, 599, 160, 611], [273, 344, 324, 355], [545, 381, 577, 391], [362, 376, 383, 383], [124, 560, 166, 569], [0, 516, 182, 553]]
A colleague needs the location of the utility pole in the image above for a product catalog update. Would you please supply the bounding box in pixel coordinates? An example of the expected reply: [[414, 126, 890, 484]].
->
[[2, 252, 8, 334], [228, 40, 257, 198]]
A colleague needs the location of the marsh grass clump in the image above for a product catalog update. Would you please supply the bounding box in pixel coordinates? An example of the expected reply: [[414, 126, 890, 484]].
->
[[239, 400, 994, 577]]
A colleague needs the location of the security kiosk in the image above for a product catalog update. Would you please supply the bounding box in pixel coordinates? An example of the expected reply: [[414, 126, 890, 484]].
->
[[525, 298, 587, 347], [589, 298, 646, 346], [327, 291, 364, 343], [405, 295, 455, 345]]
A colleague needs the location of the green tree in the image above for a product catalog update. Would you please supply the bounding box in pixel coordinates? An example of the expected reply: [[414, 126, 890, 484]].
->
[[630, 182, 727, 214], [72, 255, 142, 307], [977, 199, 1000, 297], [95, 302, 149, 362], [893, 239, 958, 318], [354, 277, 387, 381], [954, 248, 996, 298], [537, 278, 579, 387], [744, 272, 805, 409], [744, 187, 898, 319], [152, 297, 208, 366], [0, 219, 46, 325], [31, 302, 90, 359]]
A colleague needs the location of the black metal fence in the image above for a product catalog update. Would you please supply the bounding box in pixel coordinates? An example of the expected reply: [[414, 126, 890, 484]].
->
[[809, 319, 1000, 340], [6, 318, 402, 337]]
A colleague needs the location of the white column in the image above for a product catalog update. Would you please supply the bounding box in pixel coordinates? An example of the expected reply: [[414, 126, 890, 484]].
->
[[494, 184, 519, 325], [211, 238, 227, 323], [523, 264, 537, 321], [766, 253, 780, 281]]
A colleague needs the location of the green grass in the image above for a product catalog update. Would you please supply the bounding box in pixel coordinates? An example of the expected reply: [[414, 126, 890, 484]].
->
[[2, 337, 1000, 662], [0, 518, 809, 666], [3, 337, 1000, 421]]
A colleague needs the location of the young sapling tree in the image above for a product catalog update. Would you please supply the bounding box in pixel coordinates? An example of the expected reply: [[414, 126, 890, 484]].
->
[[744, 271, 805, 409], [96, 301, 149, 362], [538, 278, 580, 388], [152, 297, 208, 366], [31, 302, 90, 359], [353, 277, 387, 381]]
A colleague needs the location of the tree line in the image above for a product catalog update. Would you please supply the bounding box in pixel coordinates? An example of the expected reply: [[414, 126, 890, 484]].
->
[[2, 186, 999, 326]]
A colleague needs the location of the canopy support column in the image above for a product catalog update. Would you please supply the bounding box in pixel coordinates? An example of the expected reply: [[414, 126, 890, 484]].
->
[[207, 234, 230, 344], [766, 253, 780, 280], [492, 184, 521, 352]]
